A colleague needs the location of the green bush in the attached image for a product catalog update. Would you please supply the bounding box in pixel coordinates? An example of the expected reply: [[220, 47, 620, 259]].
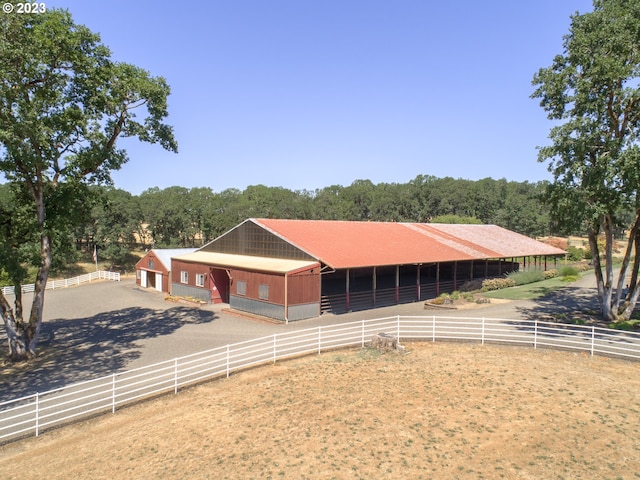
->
[[481, 277, 517, 291], [544, 269, 558, 279], [559, 265, 579, 277], [566, 245, 585, 261], [507, 270, 545, 286]]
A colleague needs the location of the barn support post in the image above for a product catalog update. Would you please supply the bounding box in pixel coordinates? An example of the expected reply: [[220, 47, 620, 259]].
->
[[346, 268, 350, 311], [416, 264, 421, 301], [453, 261, 458, 290], [373, 266, 377, 307], [470, 260, 474, 280], [395, 265, 400, 304], [436, 263, 440, 296], [484, 259, 488, 278]]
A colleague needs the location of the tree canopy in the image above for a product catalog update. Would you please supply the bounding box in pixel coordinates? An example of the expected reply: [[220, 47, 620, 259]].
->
[[0, 9, 177, 360], [532, 0, 640, 321]]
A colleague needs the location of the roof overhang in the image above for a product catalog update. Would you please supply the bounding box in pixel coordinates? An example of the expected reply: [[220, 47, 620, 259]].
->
[[174, 251, 320, 275]]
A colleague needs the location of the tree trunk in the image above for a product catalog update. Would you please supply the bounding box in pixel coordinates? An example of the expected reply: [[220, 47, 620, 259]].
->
[[0, 291, 27, 359], [1, 187, 53, 360], [24, 233, 52, 355], [589, 229, 616, 322]]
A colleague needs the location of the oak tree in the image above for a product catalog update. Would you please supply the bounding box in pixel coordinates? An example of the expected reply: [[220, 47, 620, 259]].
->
[[0, 9, 177, 360], [532, 0, 640, 321]]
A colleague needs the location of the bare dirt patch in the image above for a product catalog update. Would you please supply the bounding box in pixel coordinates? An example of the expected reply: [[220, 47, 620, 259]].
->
[[2, 342, 640, 479]]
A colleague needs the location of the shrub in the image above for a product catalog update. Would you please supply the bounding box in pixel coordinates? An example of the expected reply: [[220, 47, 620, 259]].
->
[[458, 279, 483, 292], [544, 269, 558, 279], [559, 265, 579, 277], [566, 246, 585, 261], [507, 270, 545, 286], [481, 277, 516, 291]]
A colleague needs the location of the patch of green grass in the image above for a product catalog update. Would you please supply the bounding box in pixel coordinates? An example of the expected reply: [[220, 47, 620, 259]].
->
[[507, 270, 545, 285], [481, 275, 578, 301]]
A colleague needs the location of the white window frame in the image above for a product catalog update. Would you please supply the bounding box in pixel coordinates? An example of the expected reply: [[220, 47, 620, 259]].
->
[[180, 271, 188, 284], [196, 273, 205, 287], [237, 280, 247, 296], [258, 284, 269, 300]]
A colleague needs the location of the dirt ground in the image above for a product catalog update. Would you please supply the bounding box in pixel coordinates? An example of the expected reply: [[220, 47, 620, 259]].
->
[[1, 342, 640, 479]]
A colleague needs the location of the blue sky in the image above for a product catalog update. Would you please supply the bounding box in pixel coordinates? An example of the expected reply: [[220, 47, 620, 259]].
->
[[45, 0, 594, 195]]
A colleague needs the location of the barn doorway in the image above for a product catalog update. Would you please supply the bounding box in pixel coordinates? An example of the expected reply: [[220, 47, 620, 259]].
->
[[209, 268, 230, 304]]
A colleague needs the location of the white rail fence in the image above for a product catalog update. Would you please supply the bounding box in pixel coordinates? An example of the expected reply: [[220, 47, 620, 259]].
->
[[0, 270, 120, 296], [2, 315, 640, 444]]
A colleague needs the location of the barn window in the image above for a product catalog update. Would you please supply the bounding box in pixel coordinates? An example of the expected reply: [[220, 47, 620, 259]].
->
[[148, 259, 155, 270], [237, 281, 247, 295], [258, 284, 269, 300], [196, 273, 205, 287], [180, 271, 188, 284]]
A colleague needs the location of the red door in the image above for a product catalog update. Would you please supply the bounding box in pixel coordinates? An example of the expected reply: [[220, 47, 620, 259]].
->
[[209, 269, 230, 304]]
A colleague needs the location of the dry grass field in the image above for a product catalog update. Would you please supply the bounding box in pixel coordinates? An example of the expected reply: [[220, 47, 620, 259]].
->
[[2, 342, 640, 479]]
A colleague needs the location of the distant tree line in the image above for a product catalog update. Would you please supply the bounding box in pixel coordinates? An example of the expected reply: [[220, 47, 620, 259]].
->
[[49, 175, 555, 266]]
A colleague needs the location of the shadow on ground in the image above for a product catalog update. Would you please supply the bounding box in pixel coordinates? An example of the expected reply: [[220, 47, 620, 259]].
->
[[0, 306, 217, 402], [516, 285, 604, 325]]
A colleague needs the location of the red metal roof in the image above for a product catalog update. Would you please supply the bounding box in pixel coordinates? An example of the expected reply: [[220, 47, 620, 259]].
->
[[254, 219, 565, 269]]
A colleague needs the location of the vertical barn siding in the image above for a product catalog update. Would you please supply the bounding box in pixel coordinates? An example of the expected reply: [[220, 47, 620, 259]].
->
[[230, 296, 285, 320], [171, 260, 210, 297], [231, 270, 285, 304], [287, 269, 320, 305]]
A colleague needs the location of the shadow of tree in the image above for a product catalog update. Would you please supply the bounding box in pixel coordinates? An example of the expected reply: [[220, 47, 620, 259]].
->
[[515, 285, 604, 325], [0, 306, 217, 402]]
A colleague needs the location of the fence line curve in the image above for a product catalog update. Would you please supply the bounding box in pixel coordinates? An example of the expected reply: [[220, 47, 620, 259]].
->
[[1, 314, 639, 444], [1, 271, 120, 296]]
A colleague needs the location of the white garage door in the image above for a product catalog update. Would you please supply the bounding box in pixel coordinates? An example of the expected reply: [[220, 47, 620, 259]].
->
[[155, 272, 163, 292]]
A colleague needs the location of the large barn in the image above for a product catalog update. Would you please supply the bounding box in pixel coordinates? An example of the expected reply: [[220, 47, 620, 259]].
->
[[170, 219, 565, 322]]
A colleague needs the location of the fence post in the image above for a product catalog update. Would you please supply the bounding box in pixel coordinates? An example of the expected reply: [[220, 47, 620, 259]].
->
[[534, 319, 538, 349], [112, 373, 116, 413], [273, 334, 277, 364], [318, 326, 322, 355], [482, 317, 485, 345], [397, 315, 400, 341], [432, 316, 436, 342], [226, 345, 230, 378], [591, 326, 595, 356], [361, 320, 365, 348], [174, 358, 179, 394], [35, 392, 39, 437]]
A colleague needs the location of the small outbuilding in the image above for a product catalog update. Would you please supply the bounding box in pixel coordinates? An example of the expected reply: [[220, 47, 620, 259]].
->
[[170, 219, 565, 322], [135, 248, 197, 294]]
